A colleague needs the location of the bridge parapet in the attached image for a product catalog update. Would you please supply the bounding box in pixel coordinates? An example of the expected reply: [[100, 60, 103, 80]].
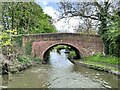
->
[[22, 33, 103, 59], [23, 33, 102, 45]]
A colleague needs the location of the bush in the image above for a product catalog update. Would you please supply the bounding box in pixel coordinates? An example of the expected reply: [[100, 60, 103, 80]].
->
[[31, 56, 40, 62], [17, 55, 30, 64], [13, 35, 23, 47], [17, 55, 41, 64], [68, 51, 76, 59], [25, 42, 32, 55]]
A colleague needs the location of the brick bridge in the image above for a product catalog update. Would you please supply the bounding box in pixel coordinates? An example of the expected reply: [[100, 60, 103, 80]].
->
[[22, 33, 103, 60]]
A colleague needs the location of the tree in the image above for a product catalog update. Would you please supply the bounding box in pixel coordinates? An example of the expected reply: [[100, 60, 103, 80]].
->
[[0, 25, 17, 55], [106, 9, 120, 57], [1, 2, 57, 34], [76, 18, 97, 35], [58, 0, 119, 55], [0, 2, 2, 25]]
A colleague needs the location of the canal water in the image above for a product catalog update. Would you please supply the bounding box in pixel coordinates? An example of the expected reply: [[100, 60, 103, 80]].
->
[[0, 50, 119, 88]]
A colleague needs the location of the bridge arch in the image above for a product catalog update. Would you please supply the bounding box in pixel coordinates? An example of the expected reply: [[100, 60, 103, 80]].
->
[[30, 33, 103, 61], [42, 43, 84, 61]]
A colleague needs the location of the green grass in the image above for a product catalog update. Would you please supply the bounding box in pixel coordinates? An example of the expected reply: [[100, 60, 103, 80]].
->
[[17, 55, 41, 64], [78, 60, 119, 72], [84, 53, 120, 65], [75, 53, 120, 72], [69, 51, 76, 58]]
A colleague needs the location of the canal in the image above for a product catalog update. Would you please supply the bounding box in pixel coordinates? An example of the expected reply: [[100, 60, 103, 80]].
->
[[0, 50, 119, 88]]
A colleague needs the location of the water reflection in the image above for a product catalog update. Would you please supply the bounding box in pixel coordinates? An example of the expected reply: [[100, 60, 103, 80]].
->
[[0, 50, 119, 88], [48, 50, 103, 88], [73, 64, 119, 88], [49, 49, 73, 67]]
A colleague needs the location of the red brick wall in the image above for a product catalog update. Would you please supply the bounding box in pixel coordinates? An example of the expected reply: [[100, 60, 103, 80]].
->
[[23, 33, 103, 59]]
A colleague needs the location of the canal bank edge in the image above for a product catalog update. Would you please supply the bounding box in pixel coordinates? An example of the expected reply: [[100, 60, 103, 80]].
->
[[72, 60, 120, 76]]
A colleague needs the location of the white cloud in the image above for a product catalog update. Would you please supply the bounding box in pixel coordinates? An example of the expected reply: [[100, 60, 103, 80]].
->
[[54, 17, 80, 33], [43, 1, 48, 6], [35, 0, 48, 8], [43, 6, 81, 33], [36, 0, 81, 33], [43, 7, 59, 20]]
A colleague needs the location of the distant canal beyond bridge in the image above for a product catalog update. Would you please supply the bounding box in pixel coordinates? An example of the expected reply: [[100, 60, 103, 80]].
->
[[0, 50, 119, 88]]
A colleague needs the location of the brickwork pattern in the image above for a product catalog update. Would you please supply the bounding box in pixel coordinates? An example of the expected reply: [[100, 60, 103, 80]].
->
[[22, 33, 103, 59]]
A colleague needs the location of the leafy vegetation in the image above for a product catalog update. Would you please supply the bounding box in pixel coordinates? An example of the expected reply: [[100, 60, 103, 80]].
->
[[58, 1, 120, 57], [0, 2, 57, 71], [0, 26, 16, 48], [0, 26, 17, 55], [12, 35, 23, 47], [106, 14, 120, 57], [17, 55, 41, 64], [54, 45, 66, 50], [68, 50, 76, 59], [1, 1, 120, 74], [25, 42, 32, 55], [84, 53, 120, 65], [1, 2, 57, 34], [1, 2, 57, 56]]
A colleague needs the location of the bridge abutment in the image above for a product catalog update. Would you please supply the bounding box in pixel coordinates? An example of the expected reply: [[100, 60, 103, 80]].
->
[[22, 33, 103, 60]]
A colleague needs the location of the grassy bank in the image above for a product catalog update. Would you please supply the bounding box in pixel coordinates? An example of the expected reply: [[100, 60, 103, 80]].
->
[[73, 53, 120, 75], [84, 53, 120, 65]]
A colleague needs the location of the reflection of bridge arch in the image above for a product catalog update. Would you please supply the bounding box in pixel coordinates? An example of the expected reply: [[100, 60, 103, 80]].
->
[[42, 43, 84, 60]]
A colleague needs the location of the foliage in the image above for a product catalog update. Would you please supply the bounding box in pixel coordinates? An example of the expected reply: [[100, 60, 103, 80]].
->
[[17, 55, 41, 64], [13, 35, 23, 47], [58, 1, 120, 57], [25, 42, 32, 55], [0, 25, 17, 49], [32, 56, 41, 62], [1, 2, 57, 34], [54, 45, 77, 58], [1, 2, 57, 57], [84, 53, 120, 65], [106, 14, 120, 57], [68, 50, 76, 59], [55, 45, 68, 50]]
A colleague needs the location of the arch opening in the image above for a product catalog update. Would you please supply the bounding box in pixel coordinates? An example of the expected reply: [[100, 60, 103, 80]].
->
[[42, 43, 83, 63]]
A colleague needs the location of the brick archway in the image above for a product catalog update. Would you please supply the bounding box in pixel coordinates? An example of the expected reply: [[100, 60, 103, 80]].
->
[[23, 33, 103, 60], [42, 43, 83, 60]]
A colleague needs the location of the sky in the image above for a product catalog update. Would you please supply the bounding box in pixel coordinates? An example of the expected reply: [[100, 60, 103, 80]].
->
[[36, 0, 81, 33], [35, 0, 116, 33]]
